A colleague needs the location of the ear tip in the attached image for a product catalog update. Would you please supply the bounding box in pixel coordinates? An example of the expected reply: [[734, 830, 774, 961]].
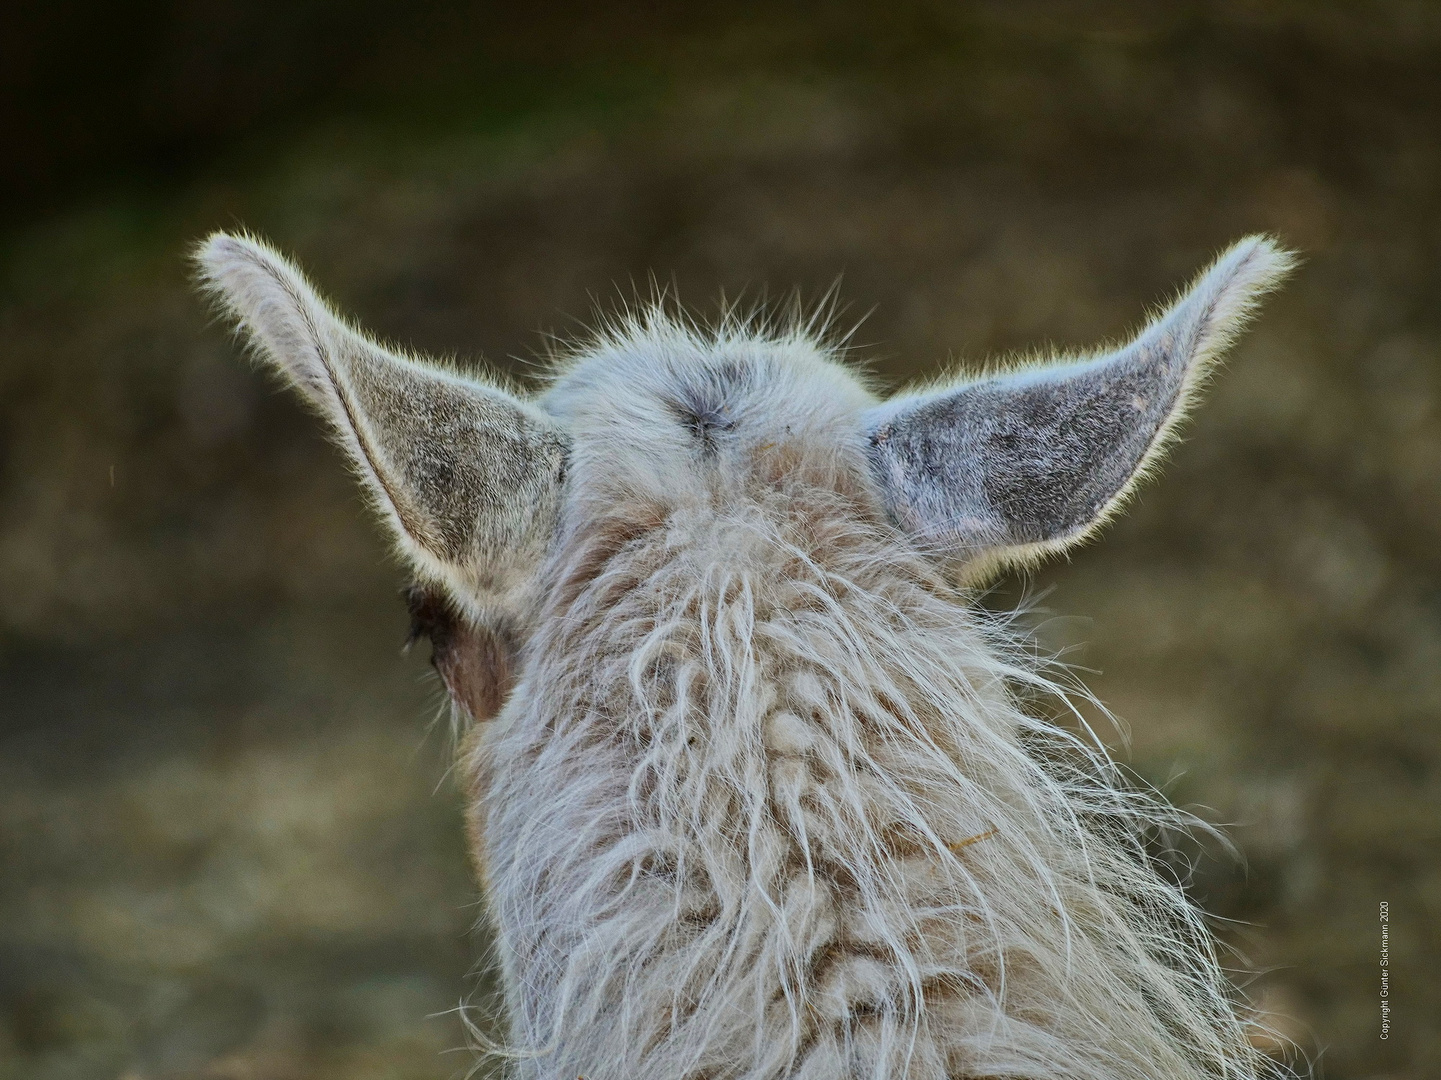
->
[[191, 229, 287, 289], [197, 230, 240, 260], [191, 231, 329, 373], [1219, 234, 1301, 294]]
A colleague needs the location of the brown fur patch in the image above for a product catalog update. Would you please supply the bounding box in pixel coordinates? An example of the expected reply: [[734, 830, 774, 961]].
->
[[404, 585, 517, 722], [553, 502, 670, 610]]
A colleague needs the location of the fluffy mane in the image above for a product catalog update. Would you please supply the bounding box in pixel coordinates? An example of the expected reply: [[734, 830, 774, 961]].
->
[[464, 314, 1280, 1079]]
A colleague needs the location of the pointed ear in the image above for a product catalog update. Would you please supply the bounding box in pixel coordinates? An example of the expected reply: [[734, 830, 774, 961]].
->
[[195, 231, 570, 616], [864, 236, 1295, 573]]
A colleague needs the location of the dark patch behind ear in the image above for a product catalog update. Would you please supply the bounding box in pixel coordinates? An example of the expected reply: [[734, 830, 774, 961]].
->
[[405, 585, 518, 723]]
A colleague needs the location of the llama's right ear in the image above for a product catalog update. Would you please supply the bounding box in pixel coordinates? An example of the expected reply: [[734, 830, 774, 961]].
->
[[195, 231, 569, 614], [863, 236, 1293, 577]]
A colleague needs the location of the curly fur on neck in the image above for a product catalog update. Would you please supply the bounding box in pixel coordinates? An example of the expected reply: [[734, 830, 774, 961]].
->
[[463, 313, 1277, 1080]]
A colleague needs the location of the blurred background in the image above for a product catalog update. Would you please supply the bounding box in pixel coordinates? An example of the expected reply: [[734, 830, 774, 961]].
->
[[1, 2, 1437, 1078]]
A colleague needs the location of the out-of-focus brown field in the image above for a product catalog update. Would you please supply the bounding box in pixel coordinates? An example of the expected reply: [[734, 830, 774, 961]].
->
[[1, 3, 1437, 1078]]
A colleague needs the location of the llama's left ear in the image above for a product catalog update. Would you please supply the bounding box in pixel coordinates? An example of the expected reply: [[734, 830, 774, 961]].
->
[[864, 236, 1294, 572], [195, 231, 570, 621]]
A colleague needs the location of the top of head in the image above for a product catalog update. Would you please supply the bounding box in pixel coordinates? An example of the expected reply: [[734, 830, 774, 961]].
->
[[195, 231, 1294, 625], [541, 313, 877, 512]]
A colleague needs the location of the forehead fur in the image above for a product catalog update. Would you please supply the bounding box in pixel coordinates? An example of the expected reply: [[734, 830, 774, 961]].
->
[[540, 309, 880, 505]]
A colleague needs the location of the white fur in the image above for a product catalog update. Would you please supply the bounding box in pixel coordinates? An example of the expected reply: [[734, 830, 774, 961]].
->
[[466, 312, 1282, 1078], [197, 234, 1294, 1079]]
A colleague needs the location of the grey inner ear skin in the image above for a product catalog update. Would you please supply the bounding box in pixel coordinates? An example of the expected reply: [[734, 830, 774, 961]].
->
[[983, 357, 1170, 541], [341, 339, 570, 565], [872, 345, 1177, 551], [195, 230, 573, 617], [865, 236, 1295, 562]]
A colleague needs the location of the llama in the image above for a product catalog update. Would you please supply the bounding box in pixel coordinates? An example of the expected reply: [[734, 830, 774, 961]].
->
[[197, 232, 1293, 1080]]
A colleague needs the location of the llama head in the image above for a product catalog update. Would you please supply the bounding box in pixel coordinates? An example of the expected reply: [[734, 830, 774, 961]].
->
[[196, 232, 1291, 705]]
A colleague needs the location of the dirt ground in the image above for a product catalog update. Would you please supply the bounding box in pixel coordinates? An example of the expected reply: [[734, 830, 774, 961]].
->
[[1, 3, 1438, 1078]]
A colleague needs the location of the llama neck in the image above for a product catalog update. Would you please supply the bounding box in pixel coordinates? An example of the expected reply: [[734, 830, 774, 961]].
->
[[474, 498, 1263, 1080]]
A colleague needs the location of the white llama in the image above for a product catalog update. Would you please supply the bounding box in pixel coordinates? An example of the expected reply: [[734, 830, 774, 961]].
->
[[198, 232, 1293, 1080]]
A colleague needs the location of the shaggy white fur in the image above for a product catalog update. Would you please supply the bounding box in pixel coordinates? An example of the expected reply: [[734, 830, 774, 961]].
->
[[197, 233, 1295, 1080]]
